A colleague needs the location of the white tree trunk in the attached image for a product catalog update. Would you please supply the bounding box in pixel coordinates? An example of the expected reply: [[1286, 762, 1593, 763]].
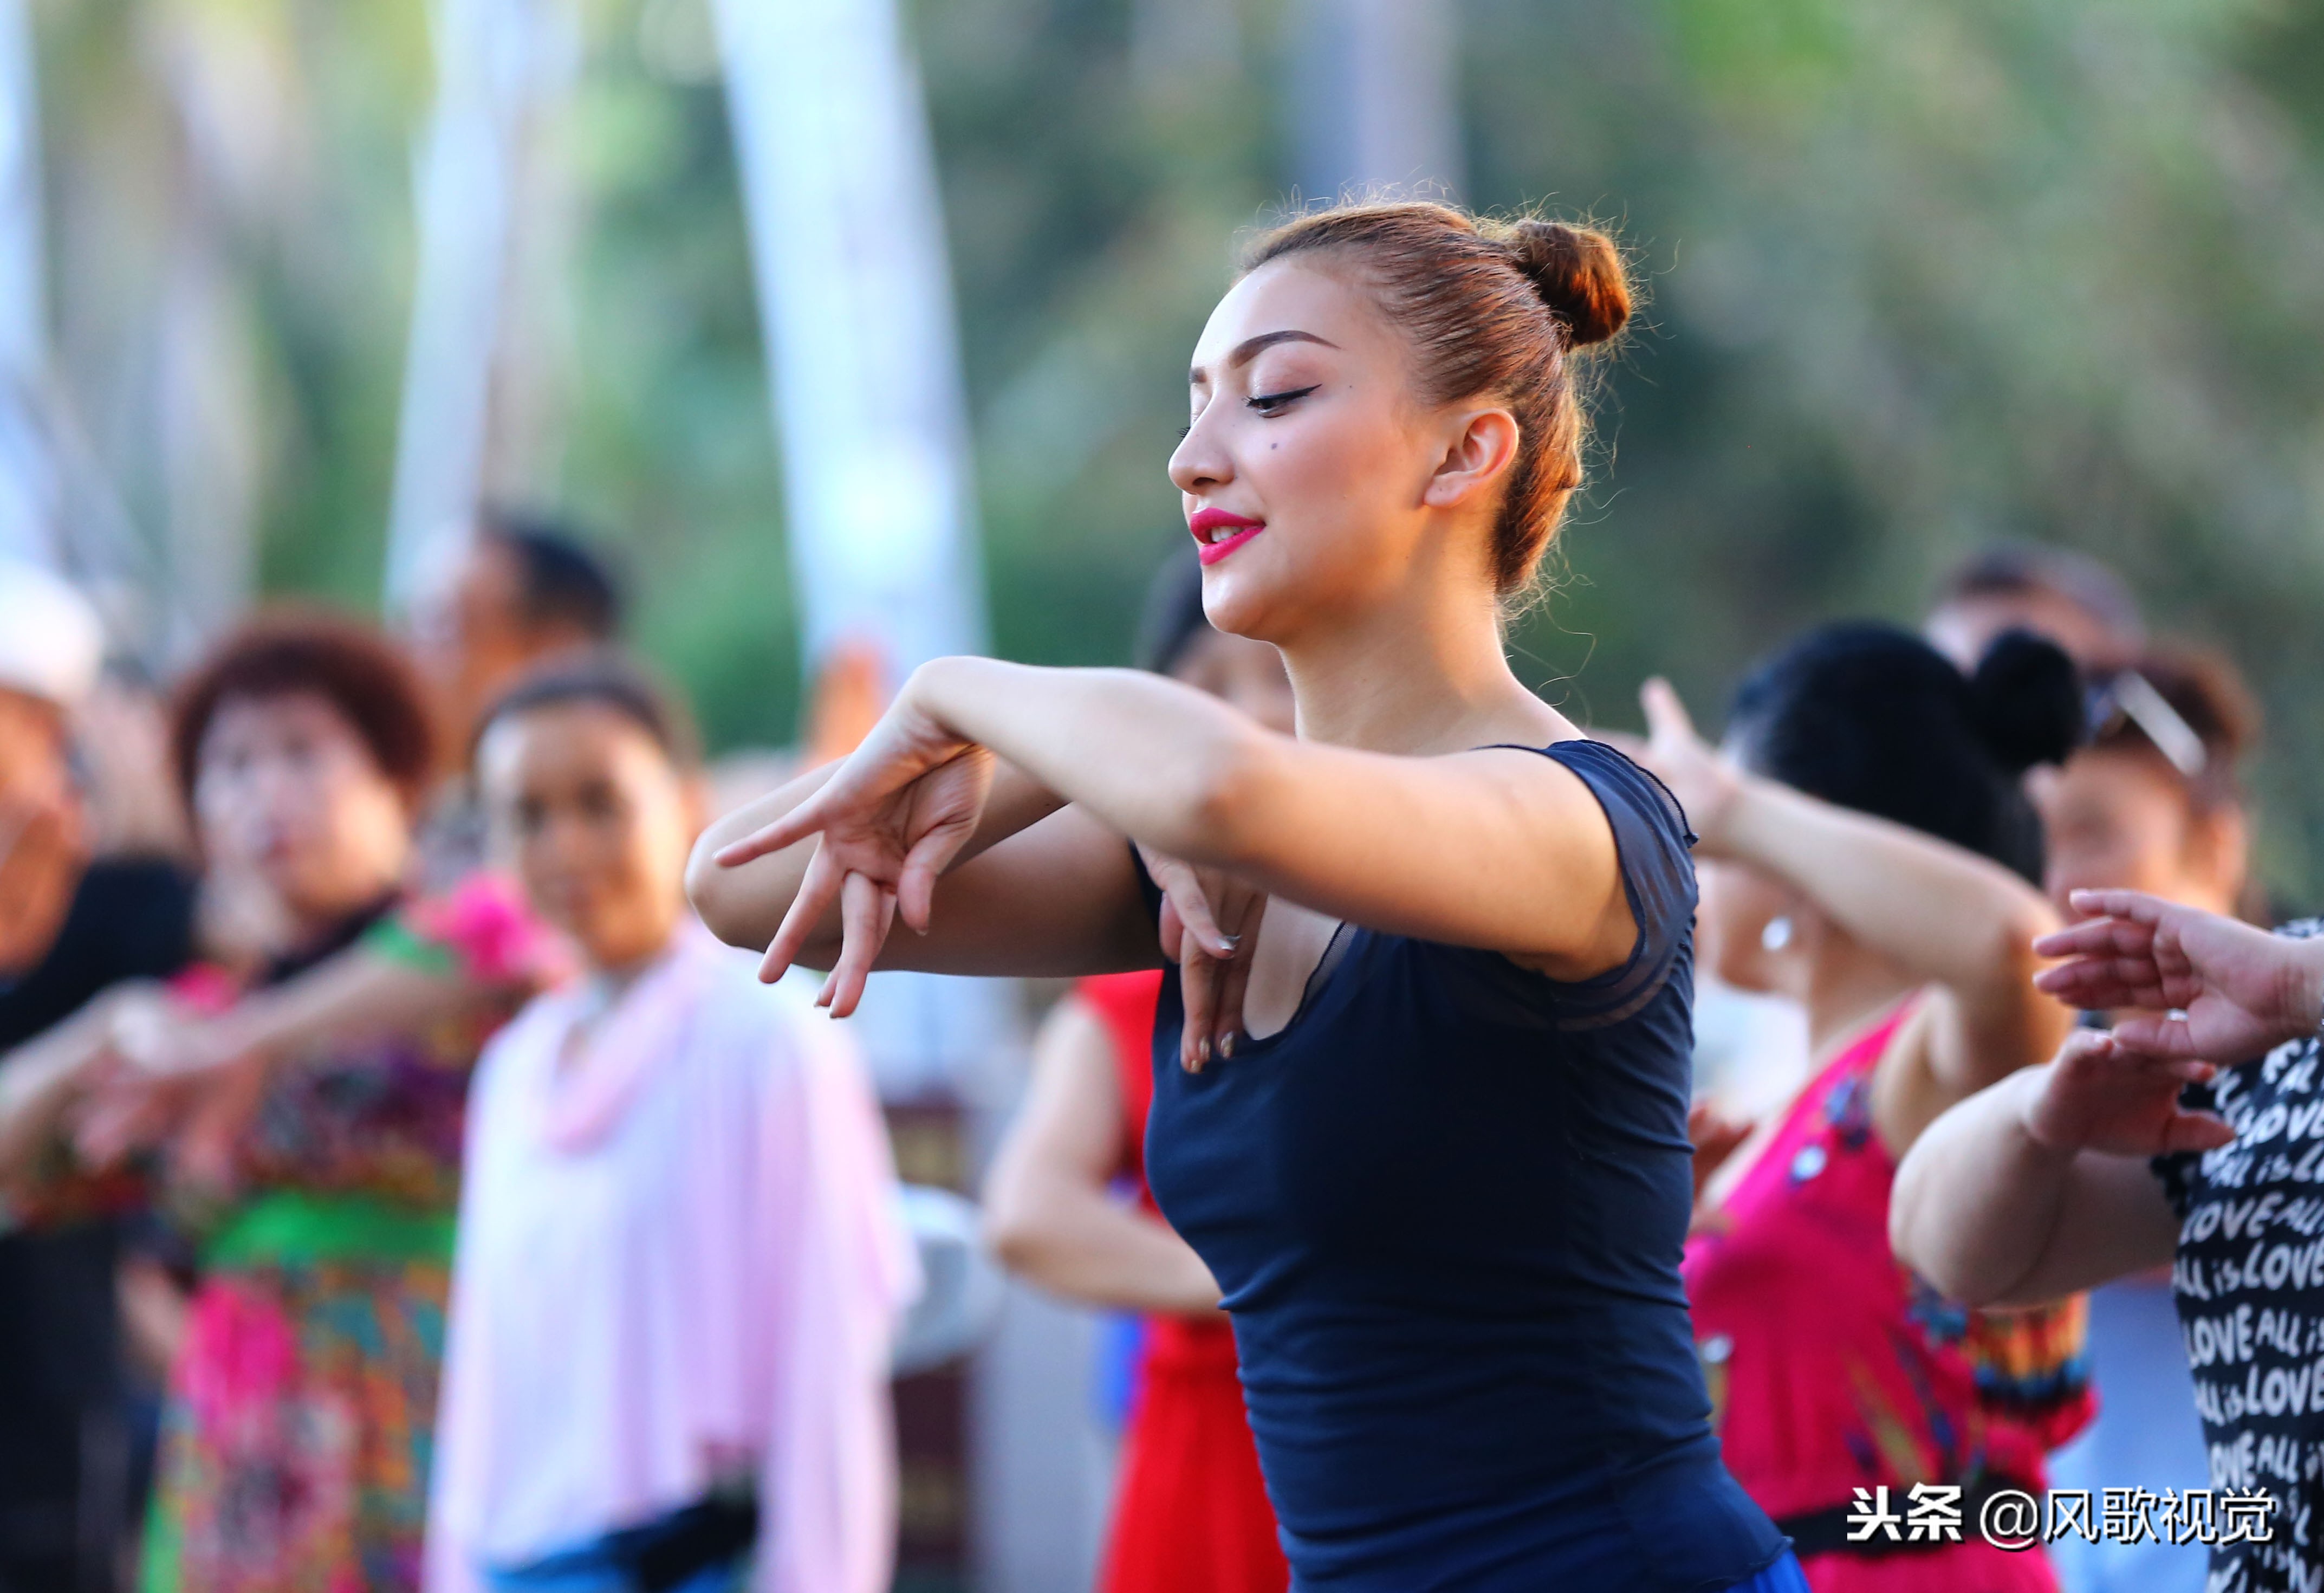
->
[[384, 0, 569, 612], [1287, 0, 1464, 202]]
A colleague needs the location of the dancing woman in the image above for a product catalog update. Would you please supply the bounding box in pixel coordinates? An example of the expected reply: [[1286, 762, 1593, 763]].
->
[[690, 200, 1796, 1591], [1631, 626, 2088, 1591]]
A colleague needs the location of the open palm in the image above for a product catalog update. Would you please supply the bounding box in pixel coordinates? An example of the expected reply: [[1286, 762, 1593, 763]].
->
[[2034, 891, 2324, 1065]]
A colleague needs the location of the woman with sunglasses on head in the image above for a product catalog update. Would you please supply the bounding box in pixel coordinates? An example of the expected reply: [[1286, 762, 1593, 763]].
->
[[690, 200, 1796, 1592], [2012, 646, 2260, 1593]]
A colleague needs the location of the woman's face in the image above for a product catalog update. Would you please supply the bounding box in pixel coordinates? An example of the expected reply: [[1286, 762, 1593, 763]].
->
[[2031, 747, 2245, 918], [1172, 630, 1297, 735], [478, 701, 698, 974], [1168, 259, 1514, 647], [194, 692, 411, 932]]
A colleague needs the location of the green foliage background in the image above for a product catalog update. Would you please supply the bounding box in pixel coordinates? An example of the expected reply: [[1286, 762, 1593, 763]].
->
[[34, 0, 2324, 898]]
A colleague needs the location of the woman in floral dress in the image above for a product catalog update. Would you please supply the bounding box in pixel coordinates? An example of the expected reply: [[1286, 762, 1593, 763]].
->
[[0, 613, 544, 1593]]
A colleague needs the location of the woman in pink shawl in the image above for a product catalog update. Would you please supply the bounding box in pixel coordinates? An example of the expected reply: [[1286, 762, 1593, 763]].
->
[[424, 658, 917, 1593]]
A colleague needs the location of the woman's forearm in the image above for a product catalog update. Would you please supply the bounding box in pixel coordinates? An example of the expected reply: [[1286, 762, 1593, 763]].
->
[[0, 998, 118, 1188], [913, 658, 1266, 865], [1717, 776, 2056, 1002], [985, 1176, 1223, 1315]]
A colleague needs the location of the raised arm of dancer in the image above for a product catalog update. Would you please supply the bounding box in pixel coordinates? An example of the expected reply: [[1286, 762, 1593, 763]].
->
[[1635, 679, 2068, 1093], [984, 995, 1222, 1314], [703, 658, 1634, 1014], [1892, 1028, 2229, 1306]]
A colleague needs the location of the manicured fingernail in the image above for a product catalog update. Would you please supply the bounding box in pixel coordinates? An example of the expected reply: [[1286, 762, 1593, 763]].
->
[[1198, 1037, 1212, 1066], [1218, 1032, 1237, 1059], [1218, 933, 1241, 951]]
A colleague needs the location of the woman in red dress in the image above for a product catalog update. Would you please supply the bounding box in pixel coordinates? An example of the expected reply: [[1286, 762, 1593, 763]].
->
[[983, 555, 1291, 1593]]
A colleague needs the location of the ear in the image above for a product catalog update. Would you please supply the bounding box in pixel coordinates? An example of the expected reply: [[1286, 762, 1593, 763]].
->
[[1420, 406, 1521, 510]]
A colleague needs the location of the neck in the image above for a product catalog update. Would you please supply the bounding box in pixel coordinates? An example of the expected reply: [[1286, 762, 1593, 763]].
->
[[1277, 568, 1531, 753], [1800, 942, 1918, 1059], [585, 922, 682, 990]]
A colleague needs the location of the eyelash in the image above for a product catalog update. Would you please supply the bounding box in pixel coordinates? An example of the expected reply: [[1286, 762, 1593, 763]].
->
[[1178, 383, 1321, 439], [1248, 384, 1320, 415]]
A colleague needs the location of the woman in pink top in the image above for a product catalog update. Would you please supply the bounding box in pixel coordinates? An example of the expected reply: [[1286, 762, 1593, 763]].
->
[[1631, 624, 2087, 1591], [425, 658, 916, 1593]]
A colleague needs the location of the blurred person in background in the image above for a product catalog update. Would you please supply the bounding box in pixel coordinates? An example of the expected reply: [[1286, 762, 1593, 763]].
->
[[1925, 542, 2145, 675], [0, 557, 196, 1593], [982, 553, 1292, 1593], [1637, 624, 2086, 1592], [0, 613, 546, 1593], [695, 201, 1801, 1592], [66, 513, 627, 1200], [1891, 892, 2324, 1593], [405, 509, 625, 884], [427, 658, 914, 1593], [2026, 646, 2260, 1593]]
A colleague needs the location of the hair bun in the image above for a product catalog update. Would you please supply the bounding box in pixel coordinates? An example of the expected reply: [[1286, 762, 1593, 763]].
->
[[1966, 629, 2085, 774], [1505, 219, 1631, 348]]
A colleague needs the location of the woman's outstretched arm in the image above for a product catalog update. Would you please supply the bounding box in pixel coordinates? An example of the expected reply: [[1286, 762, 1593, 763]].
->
[[1630, 679, 2068, 1097], [1891, 1028, 2225, 1304], [704, 657, 1639, 1010]]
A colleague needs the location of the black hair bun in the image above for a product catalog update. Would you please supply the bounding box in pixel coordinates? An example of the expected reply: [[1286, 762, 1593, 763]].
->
[[1504, 219, 1631, 348], [1966, 629, 2085, 775]]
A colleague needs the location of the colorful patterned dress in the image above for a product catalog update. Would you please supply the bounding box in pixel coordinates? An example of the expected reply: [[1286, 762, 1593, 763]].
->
[[9, 876, 547, 1593], [1682, 998, 2093, 1592]]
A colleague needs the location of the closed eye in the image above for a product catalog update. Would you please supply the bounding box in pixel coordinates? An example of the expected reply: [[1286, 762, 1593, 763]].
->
[[1248, 384, 1320, 416]]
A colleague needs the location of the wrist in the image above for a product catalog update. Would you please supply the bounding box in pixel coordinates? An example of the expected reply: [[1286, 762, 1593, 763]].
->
[[2013, 1064, 2086, 1158], [2294, 940, 2324, 1041], [1693, 771, 1762, 858]]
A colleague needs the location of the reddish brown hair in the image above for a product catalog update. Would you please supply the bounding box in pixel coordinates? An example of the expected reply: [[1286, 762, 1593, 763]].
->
[[2089, 644, 2261, 813], [1240, 201, 1631, 594], [168, 610, 439, 813]]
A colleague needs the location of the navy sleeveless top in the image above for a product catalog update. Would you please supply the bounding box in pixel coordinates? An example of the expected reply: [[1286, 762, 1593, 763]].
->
[[1141, 740, 1788, 1591]]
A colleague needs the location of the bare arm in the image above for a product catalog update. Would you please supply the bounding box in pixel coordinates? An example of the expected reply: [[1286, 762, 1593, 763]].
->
[[983, 996, 1221, 1315], [1629, 680, 2065, 1099], [1718, 776, 2068, 1091], [711, 659, 1637, 1013], [0, 988, 134, 1190], [1891, 1030, 2226, 1305]]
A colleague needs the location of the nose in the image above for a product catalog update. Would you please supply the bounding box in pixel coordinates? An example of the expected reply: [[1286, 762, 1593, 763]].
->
[[1168, 404, 1231, 498]]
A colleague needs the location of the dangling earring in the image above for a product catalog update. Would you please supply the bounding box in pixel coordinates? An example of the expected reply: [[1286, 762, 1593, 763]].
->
[[1761, 916, 1794, 954]]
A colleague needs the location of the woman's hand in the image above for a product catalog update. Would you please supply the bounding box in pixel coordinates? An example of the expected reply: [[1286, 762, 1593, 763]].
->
[[1609, 679, 1744, 850], [2017, 1027, 2235, 1158], [712, 677, 996, 1016], [2034, 891, 2324, 1065], [1685, 1101, 1751, 1238], [1138, 845, 1266, 1072]]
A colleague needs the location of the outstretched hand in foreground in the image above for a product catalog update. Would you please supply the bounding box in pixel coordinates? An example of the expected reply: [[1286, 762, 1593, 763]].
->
[[2034, 890, 2324, 1067], [712, 694, 996, 1017]]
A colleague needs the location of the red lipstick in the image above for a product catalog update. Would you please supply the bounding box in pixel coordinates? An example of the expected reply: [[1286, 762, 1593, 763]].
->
[[1189, 507, 1265, 567]]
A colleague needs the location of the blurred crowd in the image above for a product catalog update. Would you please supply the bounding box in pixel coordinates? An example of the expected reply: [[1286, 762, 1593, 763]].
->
[[0, 518, 2290, 1593]]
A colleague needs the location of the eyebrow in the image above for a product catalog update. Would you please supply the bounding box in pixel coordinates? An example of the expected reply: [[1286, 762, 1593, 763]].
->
[[1189, 328, 1339, 385]]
